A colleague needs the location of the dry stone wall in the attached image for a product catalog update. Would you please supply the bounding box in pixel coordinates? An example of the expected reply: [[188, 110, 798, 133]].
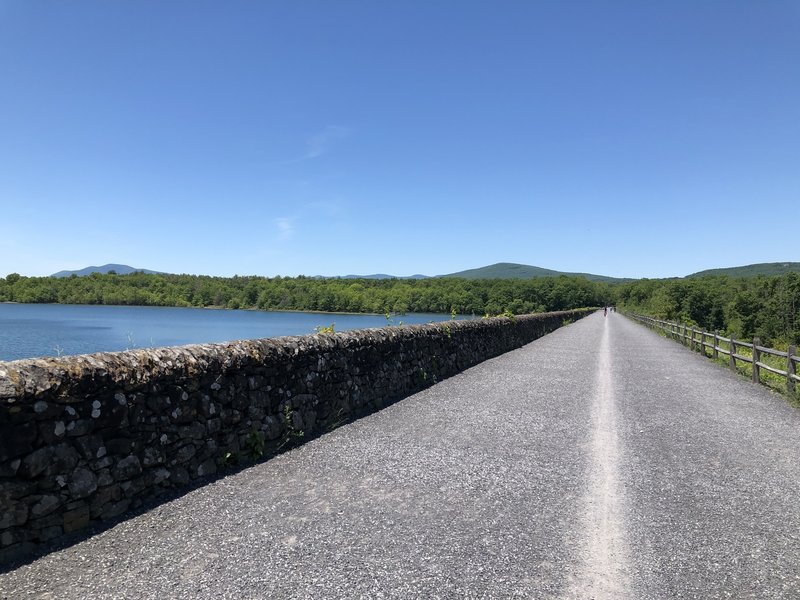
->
[[0, 309, 591, 563]]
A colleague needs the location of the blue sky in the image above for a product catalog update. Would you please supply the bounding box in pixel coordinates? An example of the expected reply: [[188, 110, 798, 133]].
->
[[1, 1, 798, 279]]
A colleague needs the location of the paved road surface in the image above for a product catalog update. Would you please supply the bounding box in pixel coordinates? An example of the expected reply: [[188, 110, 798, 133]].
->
[[3, 312, 800, 599]]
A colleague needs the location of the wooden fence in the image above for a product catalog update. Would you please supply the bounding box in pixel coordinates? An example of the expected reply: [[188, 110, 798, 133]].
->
[[625, 313, 798, 395]]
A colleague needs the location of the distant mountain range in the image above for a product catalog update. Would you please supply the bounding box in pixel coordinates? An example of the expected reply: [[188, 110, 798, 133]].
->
[[51, 264, 165, 278], [50, 261, 800, 281], [324, 273, 429, 280], [440, 262, 628, 282], [686, 262, 800, 278]]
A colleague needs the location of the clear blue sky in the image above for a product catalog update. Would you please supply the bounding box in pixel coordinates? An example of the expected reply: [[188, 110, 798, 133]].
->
[[1, 1, 798, 279]]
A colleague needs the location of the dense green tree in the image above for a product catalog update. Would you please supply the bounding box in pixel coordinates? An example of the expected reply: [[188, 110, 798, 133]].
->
[[616, 273, 800, 346]]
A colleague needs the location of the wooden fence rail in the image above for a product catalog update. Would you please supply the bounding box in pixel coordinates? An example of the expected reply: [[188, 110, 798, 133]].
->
[[624, 312, 798, 395]]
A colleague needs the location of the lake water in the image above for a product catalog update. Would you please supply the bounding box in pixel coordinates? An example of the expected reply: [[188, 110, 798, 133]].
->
[[0, 303, 465, 362]]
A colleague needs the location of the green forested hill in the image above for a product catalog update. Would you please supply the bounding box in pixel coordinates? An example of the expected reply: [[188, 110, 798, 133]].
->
[[51, 264, 164, 277], [687, 262, 800, 278], [442, 262, 626, 283]]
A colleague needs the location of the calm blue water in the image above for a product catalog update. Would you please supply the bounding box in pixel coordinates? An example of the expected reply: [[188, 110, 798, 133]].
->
[[0, 304, 465, 362]]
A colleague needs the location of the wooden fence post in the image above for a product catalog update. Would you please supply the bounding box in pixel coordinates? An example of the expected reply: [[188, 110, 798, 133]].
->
[[752, 338, 761, 383], [690, 328, 696, 351], [682, 324, 687, 346], [713, 331, 719, 359], [730, 336, 736, 370], [700, 331, 706, 356], [789, 345, 796, 394]]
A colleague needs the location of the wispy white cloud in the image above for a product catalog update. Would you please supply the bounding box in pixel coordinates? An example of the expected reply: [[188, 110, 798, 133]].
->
[[274, 217, 295, 241], [268, 126, 351, 167], [304, 125, 350, 159]]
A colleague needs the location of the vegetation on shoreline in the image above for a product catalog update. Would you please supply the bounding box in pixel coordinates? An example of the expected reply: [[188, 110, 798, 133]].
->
[[0, 272, 611, 316], [2, 270, 797, 346]]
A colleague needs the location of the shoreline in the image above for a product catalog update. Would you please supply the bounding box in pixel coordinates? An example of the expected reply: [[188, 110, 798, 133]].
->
[[0, 301, 412, 318]]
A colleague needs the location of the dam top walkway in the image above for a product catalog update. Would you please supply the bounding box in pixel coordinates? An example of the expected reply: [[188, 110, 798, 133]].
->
[[2, 312, 800, 599]]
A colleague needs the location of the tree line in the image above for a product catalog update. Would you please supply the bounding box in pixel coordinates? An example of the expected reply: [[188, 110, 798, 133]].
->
[[0, 272, 610, 316], [615, 273, 800, 347], [2, 271, 797, 346]]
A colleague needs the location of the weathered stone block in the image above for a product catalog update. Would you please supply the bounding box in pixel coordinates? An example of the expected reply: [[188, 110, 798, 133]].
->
[[93, 401, 128, 428], [206, 417, 222, 434], [19, 447, 52, 479], [62, 504, 90, 533], [171, 466, 190, 486], [91, 456, 113, 470], [68, 468, 98, 499], [177, 422, 205, 440], [66, 419, 93, 437], [172, 444, 196, 464], [46, 443, 80, 476], [0, 421, 37, 462], [142, 446, 165, 467], [195, 459, 216, 478], [89, 484, 122, 517], [1, 529, 23, 548], [100, 498, 131, 520], [30, 495, 62, 518], [74, 434, 104, 460], [38, 525, 63, 541], [151, 467, 170, 484], [120, 476, 147, 498], [0, 458, 21, 478], [0, 504, 28, 529], [96, 469, 113, 487], [1, 480, 37, 500], [105, 437, 136, 455], [112, 455, 142, 481]]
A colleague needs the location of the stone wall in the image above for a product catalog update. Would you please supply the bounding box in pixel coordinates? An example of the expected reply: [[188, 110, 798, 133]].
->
[[0, 309, 592, 563]]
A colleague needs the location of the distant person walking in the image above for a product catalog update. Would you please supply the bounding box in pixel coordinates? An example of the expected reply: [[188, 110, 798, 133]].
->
[[604, 306, 608, 316]]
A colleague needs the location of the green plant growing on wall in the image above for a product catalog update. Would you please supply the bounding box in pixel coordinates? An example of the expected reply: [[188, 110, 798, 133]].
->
[[279, 404, 305, 449], [218, 451, 240, 468], [481, 310, 516, 321], [314, 323, 336, 334], [385, 313, 404, 327], [325, 408, 347, 433], [244, 427, 265, 460]]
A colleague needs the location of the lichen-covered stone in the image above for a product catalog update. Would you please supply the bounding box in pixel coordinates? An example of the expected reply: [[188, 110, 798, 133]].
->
[[68, 468, 97, 499]]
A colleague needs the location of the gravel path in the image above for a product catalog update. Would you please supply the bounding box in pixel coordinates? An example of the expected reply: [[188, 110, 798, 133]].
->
[[2, 312, 800, 599]]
